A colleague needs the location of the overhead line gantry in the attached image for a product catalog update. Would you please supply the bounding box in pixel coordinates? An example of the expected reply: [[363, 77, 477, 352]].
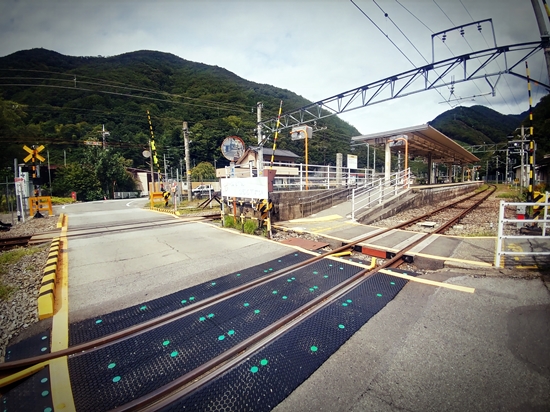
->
[[259, 41, 550, 134]]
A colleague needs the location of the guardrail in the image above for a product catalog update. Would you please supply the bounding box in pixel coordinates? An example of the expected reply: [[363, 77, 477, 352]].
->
[[350, 168, 411, 221], [495, 193, 550, 267], [264, 161, 379, 192]]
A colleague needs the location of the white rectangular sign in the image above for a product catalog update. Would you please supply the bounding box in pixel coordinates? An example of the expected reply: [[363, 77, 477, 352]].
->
[[347, 154, 358, 169], [221, 177, 268, 199]]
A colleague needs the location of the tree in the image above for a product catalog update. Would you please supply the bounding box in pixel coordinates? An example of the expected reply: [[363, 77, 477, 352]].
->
[[51, 163, 103, 201], [190, 162, 215, 182]]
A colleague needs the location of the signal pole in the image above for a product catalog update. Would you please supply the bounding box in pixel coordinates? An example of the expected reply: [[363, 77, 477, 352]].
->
[[257, 102, 264, 176], [183, 122, 192, 201]]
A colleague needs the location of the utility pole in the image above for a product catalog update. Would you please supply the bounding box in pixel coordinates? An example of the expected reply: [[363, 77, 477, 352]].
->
[[257, 102, 264, 176], [183, 122, 192, 202], [520, 125, 526, 190]]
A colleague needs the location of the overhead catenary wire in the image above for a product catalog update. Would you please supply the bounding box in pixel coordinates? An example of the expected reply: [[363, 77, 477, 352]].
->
[[349, 0, 417, 68], [351, 0, 453, 108]]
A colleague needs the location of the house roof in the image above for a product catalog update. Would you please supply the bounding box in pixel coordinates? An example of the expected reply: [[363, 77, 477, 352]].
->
[[261, 148, 300, 158]]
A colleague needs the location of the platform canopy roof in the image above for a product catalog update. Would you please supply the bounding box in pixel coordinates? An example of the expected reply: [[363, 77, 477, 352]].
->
[[351, 124, 480, 165]]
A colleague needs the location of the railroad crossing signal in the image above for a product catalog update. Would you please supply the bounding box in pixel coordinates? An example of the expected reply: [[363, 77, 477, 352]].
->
[[23, 145, 45, 163]]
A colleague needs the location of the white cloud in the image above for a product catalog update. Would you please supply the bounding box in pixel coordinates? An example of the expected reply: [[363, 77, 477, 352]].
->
[[0, 0, 547, 135]]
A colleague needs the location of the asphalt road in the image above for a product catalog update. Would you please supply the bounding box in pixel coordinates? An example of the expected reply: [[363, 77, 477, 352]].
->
[[59, 199, 550, 411], [274, 270, 550, 412], [59, 199, 296, 322]]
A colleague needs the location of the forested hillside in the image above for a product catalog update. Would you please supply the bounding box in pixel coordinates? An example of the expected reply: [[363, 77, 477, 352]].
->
[[0, 48, 359, 176], [0, 48, 548, 199]]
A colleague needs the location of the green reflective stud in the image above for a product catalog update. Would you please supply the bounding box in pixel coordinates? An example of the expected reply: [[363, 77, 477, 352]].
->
[[310, 346, 318, 352], [244, 302, 250, 307], [181, 299, 187, 304], [313, 271, 318, 275], [211, 282, 216, 286], [236, 273, 241, 277], [390, 281, 395, 285], [112, 376, 121, 383], [207, 313, 215, 318], [342, 303, 348, 307], [162, 341, 170, 346], [199, 317, 206, 322], [95, 319, 102, 324], [260, 359, 268, 366], [324, 275, 328, 278], [41, 390, 49, 397], [339, 324, 345, 329], [139, 305, 147, 311], [189, 296, 195, 301], [282, 296, 288, 300], [218, 335, 225, 341], [376, 293, 382, 297], [254, 309, 260, 314], [228, 330, 235, 336], [272, 290, 278, 294], [170, 351, 179, 357], [108, 362, 116, 369], [347, 299, 352, 303], [250, 366, 259, 373]]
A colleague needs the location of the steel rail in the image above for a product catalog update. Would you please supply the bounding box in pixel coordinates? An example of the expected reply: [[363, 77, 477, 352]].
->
[[0, 236, 32, 250], [112, 189, 488, 411], [0, 185, 492, 373], [110, 187, 498, 410], [0, 185, 495, 381]]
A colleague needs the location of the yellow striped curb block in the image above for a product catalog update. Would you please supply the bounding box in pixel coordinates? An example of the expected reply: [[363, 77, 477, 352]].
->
[[37, 237, 60, 320], [56, 213, 66, 228], [150, 206, 181, 215]]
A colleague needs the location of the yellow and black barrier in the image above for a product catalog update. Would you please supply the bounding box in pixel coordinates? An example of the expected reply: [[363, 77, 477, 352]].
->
[[29, 196, 53, 217], [37, 237, 61, 319], [533, 191, 548, 220]]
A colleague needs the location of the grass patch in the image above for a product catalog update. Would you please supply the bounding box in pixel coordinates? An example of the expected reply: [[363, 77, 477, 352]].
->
[[50, 196, 76, 205], [0, 283, 16, 300], [243, 219, 258, 235], [224, 215, 237, 228], [0, 248, 38, 266], [0, 247, 41, 275]]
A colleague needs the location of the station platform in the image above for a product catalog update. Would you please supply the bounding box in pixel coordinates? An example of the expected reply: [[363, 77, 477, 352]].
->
[[273, 195, 496, 270]]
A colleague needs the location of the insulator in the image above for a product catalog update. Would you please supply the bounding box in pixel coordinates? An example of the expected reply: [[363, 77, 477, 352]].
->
[[442, 33, 446, 42], [477, 24, 482, 32], [460, 28, 465, 36]]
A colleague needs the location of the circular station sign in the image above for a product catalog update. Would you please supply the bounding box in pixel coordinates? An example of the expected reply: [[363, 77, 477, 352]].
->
[[221, 136, 245, 161]]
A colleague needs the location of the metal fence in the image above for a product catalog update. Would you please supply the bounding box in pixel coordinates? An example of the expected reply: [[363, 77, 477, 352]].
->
[[495, 194, 550, 267], [262, 161, 376, 192], [350, 168, 411, 220], [113, 191, 141, 199]]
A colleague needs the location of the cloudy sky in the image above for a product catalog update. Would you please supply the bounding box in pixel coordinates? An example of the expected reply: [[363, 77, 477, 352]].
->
[[1, 0, 549, 135]]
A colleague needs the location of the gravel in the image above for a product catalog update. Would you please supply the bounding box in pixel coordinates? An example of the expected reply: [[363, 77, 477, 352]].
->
[[0, 214, 59, 362]]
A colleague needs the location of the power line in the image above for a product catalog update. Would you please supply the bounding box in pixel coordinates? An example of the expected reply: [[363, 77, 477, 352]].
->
[[372, 0, 428, 65], [349, 0, 417, 68]]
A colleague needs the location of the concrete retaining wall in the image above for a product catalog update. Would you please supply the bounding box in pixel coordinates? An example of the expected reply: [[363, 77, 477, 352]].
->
[[271, 188, 351, 221], [357, 182, 483, 225]]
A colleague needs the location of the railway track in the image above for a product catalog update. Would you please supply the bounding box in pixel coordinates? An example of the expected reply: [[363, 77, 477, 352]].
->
[[0, 186, 495, 410], [0, 235, 32, 250]]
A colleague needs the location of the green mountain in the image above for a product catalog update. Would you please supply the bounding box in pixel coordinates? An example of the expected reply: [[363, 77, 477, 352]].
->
[[0, 48, 360, 173], [1, 48, 548, 186], [430, 105, 527, 145]]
